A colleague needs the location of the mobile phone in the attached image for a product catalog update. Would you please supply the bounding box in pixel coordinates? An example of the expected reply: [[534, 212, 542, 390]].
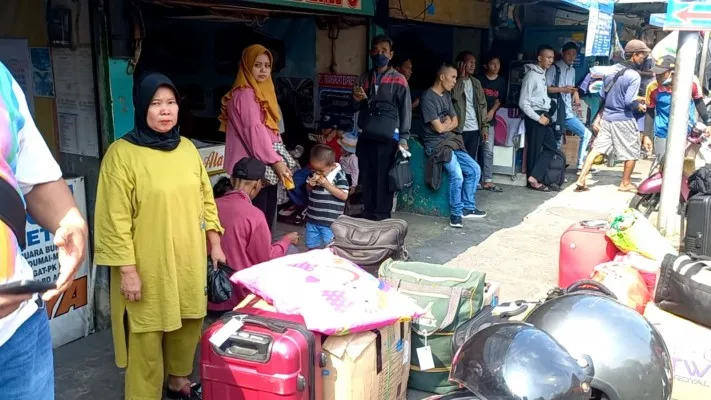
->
[[0, 280, 57, 295]]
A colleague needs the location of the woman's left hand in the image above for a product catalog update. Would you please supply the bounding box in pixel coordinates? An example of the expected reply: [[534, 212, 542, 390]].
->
[[210, 245, 227, 266]]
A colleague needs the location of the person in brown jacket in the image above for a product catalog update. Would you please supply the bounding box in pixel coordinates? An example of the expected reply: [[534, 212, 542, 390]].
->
[[452, 51, 490, 161]]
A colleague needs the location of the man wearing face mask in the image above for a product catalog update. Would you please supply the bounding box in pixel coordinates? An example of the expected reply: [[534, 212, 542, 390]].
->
[[353, 35, 412, 221], [645, 55, 710, 159], [576, 40, 651, 193]]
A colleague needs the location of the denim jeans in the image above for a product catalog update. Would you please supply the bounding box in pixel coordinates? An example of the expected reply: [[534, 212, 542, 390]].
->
[[481, 126, 495, 182], [305, 222, 335, 249], [444, 150, 481, 216], [557, 116, 592, 169], [0, 303, 54, 400]]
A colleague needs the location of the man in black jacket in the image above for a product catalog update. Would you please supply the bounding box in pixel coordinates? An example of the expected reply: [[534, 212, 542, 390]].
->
[[353, 35, 412, 221]]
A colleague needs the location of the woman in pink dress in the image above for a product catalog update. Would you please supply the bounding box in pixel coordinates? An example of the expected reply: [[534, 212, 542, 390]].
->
[[218, 44, 296, 230]]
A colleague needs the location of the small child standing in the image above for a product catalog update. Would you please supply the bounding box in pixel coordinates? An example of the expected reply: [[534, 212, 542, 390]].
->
[[305, 144, 350, 249], [338, 133, 359, 191]]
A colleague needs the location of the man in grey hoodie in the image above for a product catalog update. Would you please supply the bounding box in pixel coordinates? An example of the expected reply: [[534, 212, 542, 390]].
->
[[519, 45, 557, 191]]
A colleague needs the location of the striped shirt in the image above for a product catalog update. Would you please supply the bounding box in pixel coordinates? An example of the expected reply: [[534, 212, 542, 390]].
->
[[306, 164, 349, 226]]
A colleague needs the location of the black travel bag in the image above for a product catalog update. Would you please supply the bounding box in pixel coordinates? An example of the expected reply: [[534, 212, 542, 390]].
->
[[655, 253, 711, 328], [684, 194, 711, 256]]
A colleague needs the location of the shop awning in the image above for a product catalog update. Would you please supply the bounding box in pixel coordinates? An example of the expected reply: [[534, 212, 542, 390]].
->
[[229, 0, 374, 16], [139, 0, 375, 17]]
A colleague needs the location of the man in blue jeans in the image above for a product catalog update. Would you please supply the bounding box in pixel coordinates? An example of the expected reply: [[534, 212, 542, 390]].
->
[[0, 62, 88, 399], [421, 63, 487, 228], [546, 42, 597, 175]]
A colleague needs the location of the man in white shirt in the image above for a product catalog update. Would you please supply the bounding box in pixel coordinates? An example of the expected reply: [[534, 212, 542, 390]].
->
[[546, 42, 596, 175], [0, 62, 88, 399]]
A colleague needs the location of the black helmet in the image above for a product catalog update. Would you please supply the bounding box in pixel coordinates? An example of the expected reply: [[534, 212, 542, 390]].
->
[[525, 293, 673, 400], [450, 322, 593, 400]]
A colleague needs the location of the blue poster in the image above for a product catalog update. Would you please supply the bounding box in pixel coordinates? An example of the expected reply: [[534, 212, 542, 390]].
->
[[30, 47, 54, 98], [585, 1, 614, 57]]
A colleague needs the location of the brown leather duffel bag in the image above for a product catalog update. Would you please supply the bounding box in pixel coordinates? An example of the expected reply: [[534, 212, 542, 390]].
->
[[329, 215, 409, 275]]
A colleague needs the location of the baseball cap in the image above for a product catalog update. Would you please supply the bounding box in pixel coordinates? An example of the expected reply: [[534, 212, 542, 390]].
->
[[650, 55, 676, 74], [624, 39, 651, 54], [232, 157, 266, 181]]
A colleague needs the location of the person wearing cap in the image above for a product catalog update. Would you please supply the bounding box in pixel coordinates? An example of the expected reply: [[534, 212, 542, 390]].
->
[[210, 157, 300, 312], [576, 39, 651, 192], [546, 42, 596, 175], [645, 54, 710, 158], [338, 133, 360, 192]]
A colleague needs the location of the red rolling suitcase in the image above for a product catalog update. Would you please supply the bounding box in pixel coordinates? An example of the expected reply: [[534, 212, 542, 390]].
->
[[558, 220, 618, 288], [200, 307, 325, 400]]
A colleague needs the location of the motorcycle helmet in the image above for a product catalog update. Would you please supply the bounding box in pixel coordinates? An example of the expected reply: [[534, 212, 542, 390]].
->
[[525, 293, 673, 400], [450, 322, 593, 400]]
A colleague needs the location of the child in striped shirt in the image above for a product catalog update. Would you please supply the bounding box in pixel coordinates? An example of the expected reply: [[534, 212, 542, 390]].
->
[[305, 144, 350, 249]]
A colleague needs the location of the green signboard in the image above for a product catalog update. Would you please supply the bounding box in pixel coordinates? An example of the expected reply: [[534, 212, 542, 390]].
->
[[245, 0, 375, 16]]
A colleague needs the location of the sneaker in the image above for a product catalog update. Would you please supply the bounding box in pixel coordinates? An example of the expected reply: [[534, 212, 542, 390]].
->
[[449, 215, 463, 228], [463, 209, 487, 219]]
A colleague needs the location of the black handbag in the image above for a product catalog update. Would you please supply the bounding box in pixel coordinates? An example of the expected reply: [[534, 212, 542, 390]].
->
[[388, 150, 413, 192], [655, 253, 711, 328], [362, 100, 399, 142], [207, 259, 235, 304]]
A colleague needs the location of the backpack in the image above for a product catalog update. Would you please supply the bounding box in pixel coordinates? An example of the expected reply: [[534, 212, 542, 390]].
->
[[0, 179, 27, 249], [542, 149, 567, 187], [378, 259, 486, 394]]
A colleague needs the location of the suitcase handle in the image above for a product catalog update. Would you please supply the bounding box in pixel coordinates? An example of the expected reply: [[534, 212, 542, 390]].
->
[[223, 334, 272, 362], [566, 280, 618, 300], [235, 315, 288, 334]]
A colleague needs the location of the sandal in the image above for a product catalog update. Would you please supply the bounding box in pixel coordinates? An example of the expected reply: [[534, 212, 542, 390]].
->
[[481, 184, 503, 192], [618, 184, 638, 193], [574, 184, 590, 192], [527, 183, 550, 192], [167, 383, 202, 400]]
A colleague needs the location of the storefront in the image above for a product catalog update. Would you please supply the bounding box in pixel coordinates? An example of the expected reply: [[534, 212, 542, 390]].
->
[[103, 0, 375, 185]]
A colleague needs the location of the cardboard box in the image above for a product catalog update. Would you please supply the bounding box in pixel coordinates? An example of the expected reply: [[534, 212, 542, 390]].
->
[[323, 321, 411, 400], [644, 303, 711, 400], [483, 281, 501, 307]]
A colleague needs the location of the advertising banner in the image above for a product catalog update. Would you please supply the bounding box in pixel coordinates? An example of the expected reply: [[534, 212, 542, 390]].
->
[[22, 177, 92, 348]]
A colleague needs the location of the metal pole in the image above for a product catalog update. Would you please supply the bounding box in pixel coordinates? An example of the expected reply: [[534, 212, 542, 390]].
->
[[699, 32, 710, 82], [658, 32, 699, 236]]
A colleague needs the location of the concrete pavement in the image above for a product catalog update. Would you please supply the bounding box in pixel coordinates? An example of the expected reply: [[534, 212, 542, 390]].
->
[[53, 161, 651, 400]]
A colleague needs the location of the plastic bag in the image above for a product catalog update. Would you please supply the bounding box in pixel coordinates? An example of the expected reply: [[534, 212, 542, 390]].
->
[[613, 252, 660, 293], [606, 209, 677, 261], [207, 259, 235, 304], [590, 262, 650, 314]]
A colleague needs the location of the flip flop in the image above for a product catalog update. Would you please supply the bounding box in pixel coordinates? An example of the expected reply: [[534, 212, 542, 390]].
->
[[527, 183, 550, 192], [482, 184, 503, 192], [618, 184, 638, 193], [574, 184, 590, 192]]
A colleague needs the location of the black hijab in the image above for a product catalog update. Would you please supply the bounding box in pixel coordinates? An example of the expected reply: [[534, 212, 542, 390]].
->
[[122, 72, 182, 151]]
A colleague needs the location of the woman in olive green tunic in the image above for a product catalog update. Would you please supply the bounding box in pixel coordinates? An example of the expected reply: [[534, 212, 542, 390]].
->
[[94, 73, 225, 400]]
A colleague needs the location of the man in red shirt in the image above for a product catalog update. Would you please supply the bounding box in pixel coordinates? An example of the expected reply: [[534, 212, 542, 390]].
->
[[208, 157, 300, 312]]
